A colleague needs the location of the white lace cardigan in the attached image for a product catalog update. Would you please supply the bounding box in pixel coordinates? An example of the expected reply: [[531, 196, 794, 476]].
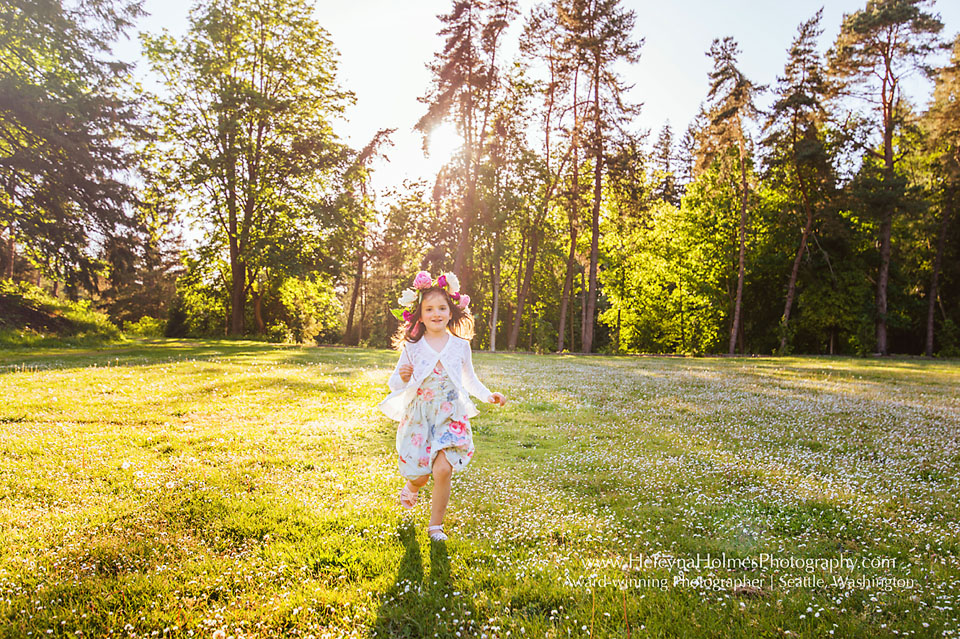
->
[[378, 334, 492, 421]]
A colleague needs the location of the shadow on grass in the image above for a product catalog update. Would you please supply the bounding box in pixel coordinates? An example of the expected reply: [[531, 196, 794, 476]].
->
[[0, 338, 394, 375], [370, 520, 478, 638]]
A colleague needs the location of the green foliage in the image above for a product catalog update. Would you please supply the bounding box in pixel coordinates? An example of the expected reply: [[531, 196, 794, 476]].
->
[[598, 173, 732, 355], [143, 0, 355, 336], [0, 0, 145, 291], [125, 316, 166, 338], [164, 254, 228, 338], [277, 275, 342, 345], [0, 280, 122, 347]]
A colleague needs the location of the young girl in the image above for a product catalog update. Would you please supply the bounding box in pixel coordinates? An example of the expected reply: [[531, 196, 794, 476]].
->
[[378, 270, 506, 542]]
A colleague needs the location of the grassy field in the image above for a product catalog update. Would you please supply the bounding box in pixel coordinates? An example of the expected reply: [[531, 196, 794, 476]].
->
[[1, 340, 958, 638]]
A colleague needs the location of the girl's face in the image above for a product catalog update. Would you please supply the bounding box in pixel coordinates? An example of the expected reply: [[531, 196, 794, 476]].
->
[[420, 291, 451, 332]]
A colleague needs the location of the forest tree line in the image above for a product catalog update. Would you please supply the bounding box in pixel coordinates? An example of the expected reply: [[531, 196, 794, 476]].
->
[[2, 0, 959, 356]]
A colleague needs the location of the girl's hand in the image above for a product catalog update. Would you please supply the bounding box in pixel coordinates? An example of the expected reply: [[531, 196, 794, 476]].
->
[[488, 392, 507, 407], [399, 364, 413, 382]]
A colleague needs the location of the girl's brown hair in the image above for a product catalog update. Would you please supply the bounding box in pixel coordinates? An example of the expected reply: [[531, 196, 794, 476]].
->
[[391, 286, 475, 349]]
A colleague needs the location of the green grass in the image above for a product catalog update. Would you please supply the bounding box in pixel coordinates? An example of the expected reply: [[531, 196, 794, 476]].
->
[[1, 340, 959, 638]]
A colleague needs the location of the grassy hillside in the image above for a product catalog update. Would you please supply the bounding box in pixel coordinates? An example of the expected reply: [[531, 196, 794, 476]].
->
[[0, 280, 123, 347], [1, 341, 958, 638]]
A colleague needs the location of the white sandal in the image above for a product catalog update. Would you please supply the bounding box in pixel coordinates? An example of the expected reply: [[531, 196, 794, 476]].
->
[[399, 481, 418, 509], [427, 524, 448, 542]]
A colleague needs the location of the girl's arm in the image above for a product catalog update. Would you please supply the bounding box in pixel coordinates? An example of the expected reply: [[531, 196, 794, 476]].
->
[[387, 346, 411, 391], [461, 341, 493, 401]]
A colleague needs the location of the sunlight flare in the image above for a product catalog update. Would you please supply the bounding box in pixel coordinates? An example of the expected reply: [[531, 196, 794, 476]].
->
[[426, 121, 462, 163]]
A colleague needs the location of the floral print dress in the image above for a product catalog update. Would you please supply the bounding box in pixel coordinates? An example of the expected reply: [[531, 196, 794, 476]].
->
[[396, 360, 475, 479]]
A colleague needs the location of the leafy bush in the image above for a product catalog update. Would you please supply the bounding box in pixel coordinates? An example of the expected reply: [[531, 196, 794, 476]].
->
[[0, 280, 122, 347], [277, 275, 342, 344], [938, 318, 960, 357], [164, 255, 227, 338], [265, 324, 290, 343], [126, 316, 166, 338]]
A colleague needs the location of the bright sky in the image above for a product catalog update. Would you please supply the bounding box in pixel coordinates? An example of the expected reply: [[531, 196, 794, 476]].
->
[[118, 0, 960, 197]]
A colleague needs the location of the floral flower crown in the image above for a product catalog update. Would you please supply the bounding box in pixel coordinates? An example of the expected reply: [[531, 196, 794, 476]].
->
[[391, 270, 471, 325]]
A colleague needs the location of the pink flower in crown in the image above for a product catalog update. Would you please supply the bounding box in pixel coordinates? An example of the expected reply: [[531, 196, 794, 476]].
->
[[402, 310, 412, 322], [437, 274, 447, 288], [413, 271, 433, 290], [411, 432, 424, 446], [451, 292, 461, 302], [458, 293, 471, 309], [418, 455, 429, 467]]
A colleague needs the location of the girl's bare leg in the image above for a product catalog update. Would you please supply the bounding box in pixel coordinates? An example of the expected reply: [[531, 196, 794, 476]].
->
[[429, 450, 453, 526]]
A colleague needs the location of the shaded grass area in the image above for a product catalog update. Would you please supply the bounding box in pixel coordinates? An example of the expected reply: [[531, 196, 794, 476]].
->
[[1, 340, 958, 638]]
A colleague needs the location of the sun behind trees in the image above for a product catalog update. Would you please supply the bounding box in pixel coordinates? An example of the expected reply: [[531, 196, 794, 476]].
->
[[1, 0, 958, 355]]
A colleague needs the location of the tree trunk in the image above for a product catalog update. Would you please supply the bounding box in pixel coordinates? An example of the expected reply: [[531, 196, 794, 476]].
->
[[509, 227, 541, 350], [489, 256, 500, 352], [557, 224, 578, 353], [580, 268, 588, 351], [229, 249, 245, 335], [507, 233, 525, 347], [876, 206, 893, 355], [615, 269, 622, 353], [359, 269, 367, 343], [728, 128, 748, 355], [528, 312, 534, 352], [227, 147, 245, 335], [583, 56, 602, 354], [875, 76, 897, 356], [779, 109, 816, 354], [779, 197, 814, 354], [559, 66, 581, 354], [345, 249, 364, 345], [454, 173, 476, 279], [925, 191, 952, 357], [509, 148, 573, 351]]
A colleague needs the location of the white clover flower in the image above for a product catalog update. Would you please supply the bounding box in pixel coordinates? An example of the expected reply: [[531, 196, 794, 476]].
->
[[398, 288, 418, 306], [444, 272, 460, 293]]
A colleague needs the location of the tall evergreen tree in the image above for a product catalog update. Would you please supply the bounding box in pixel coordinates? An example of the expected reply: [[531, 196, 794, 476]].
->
[[508, 3, 580, 351], [923, 33, 960, 356], [828, 0, 943, 355], [416, 0, 519, 291], [703, 36, 763, 355], [558, 0, 642, 353], [652, 122, 680, 206], [0, 0, 145, 294], [763, 10, 836, 354]]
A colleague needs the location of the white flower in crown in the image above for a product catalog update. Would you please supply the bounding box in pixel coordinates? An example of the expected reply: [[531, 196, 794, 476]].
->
[[443, 272, 460, 294], [398, 288, 418, 307]]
